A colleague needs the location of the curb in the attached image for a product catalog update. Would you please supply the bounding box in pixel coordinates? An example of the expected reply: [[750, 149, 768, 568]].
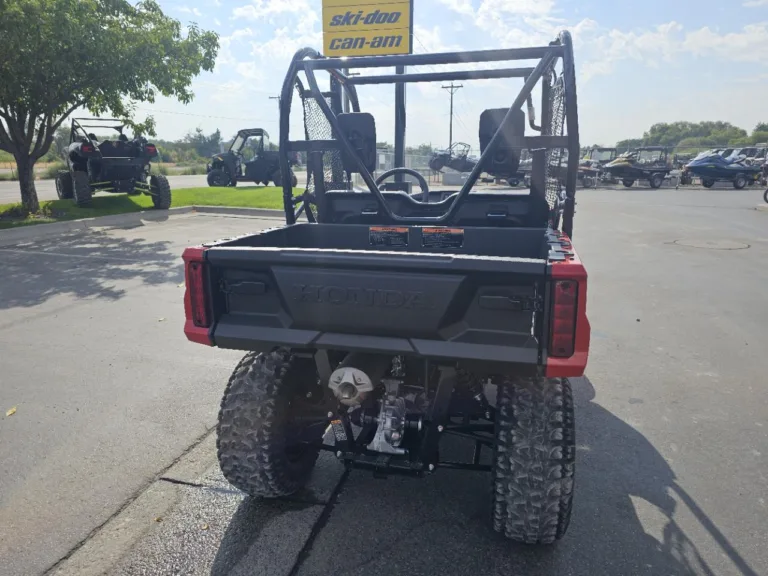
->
[[0, 205, 283, 246]]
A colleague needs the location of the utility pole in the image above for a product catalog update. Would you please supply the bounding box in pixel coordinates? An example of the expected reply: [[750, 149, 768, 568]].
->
[[441, 83, 463, 150]]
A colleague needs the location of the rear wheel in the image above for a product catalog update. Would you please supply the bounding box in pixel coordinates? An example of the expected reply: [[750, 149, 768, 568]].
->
[[72, 171, 92, 206], [702, 178, 715, 188], [207, 168, 230, 187], [55, 170, 73, 199], [492, 376, 575, 545], [217, 350, 328, 497], [649, 173, 664, 189], [622, 179, 634, 188], [150, 174, 172, 209], [763, 189, 768, 204], [733, 174, 747, 189]]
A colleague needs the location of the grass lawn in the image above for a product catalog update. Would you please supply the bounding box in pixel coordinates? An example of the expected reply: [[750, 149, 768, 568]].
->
[[0, 186, 290, 229]]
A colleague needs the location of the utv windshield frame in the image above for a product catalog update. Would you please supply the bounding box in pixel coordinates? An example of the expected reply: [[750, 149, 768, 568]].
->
[[277, 31, 579, 236]]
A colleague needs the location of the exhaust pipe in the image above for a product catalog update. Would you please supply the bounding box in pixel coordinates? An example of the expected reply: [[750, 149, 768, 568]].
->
[[328, 353, 392, 406]]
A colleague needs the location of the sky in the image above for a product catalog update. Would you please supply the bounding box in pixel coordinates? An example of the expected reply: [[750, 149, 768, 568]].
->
[[136, 0, 768, 150]]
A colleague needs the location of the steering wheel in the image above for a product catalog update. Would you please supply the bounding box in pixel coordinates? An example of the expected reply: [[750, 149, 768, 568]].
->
[[374, 168, 430, 202]]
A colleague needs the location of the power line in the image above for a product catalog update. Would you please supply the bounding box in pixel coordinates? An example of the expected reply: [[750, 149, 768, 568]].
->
[[441, 83, 463, 149], [133, 106, 273, 123]]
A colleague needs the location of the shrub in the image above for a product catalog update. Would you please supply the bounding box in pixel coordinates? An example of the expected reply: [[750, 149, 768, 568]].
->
[[39, 162, 67, 180]]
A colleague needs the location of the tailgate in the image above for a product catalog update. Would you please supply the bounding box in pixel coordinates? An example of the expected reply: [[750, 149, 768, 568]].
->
[[204, 248, 547, 365]]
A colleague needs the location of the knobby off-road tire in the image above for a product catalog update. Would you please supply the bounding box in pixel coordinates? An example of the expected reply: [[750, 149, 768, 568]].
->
[[492, 376, 575, 545], [763, 188, 768, 204], [649, 173, 664, 189], [207, 168, 230, 187], [72, 171, 92, 206], [150, 174, 172, 209], [217, 350, 324, 498], [733, 174, 747, 190], [55, 170, 74, 199], [622, 179, 634, 188], [702, 178, 715, 188]]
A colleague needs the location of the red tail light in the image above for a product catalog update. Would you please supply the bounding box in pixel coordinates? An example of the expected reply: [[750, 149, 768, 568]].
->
[[145, 144, 157, 156], [550, 280, 578, 358], [188, 261, 210, 327], [81, 144, 94, 153], [183, 247, 213, 345]]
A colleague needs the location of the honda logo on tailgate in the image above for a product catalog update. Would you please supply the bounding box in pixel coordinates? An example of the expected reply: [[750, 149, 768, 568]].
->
[[293, 284, 433, 310]]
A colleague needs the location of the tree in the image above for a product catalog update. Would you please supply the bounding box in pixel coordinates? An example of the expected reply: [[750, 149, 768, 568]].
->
[[0, 0, 218, 212], [183, 127, 222, 158], [754, 123, 768, 133]]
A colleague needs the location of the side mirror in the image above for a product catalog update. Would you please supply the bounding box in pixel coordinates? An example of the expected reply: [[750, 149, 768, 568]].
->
[[337, 112, 376, 173]]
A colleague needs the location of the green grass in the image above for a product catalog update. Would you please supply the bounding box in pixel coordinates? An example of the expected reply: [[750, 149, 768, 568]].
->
[[0, 171, 18, 181], [0, 186, 289, 229]]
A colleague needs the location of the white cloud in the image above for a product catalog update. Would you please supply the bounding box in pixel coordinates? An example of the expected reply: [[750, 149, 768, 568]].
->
[[436, 0, 474, 17], [233, 0, 306, 20], [683, 23, 768, 62], [235, 61, 262, 80], [179, 6, 202, 17], [743, 0, 768, 6]]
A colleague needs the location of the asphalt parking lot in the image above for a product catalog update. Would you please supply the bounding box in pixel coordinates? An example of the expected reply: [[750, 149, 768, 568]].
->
[[1, 187, 767, 576]]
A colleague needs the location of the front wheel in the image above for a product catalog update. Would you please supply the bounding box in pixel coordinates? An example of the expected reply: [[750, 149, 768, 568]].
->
[[733, 174, 747, 190], [207, 168, 231, 187], [702, 178, 715, 188], [492, 376, 575, 545], [622, 179, 635, 188], [217, 350, 329, 498], [763, 189, 768, 204]]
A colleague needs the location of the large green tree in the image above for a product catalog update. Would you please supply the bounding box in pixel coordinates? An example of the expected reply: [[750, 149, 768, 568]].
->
[[0, 0, 218, 212]]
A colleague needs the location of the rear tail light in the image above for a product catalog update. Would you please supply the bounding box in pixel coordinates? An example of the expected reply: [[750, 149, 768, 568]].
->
[[550, 280, 578, 358], [187, 260, 211, 328], [81, 144, 94, 153], [145, 144, 157, 156]]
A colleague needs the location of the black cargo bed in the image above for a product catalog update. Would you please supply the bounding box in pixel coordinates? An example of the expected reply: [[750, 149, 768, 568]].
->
[[202, 224, 552, 368]]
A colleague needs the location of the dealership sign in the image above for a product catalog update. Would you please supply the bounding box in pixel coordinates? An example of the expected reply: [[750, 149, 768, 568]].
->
[[322, 0, 413, 57]]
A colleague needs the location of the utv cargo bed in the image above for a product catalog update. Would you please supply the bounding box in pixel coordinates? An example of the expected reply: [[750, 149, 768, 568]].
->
[[184, 223, 589, 377]]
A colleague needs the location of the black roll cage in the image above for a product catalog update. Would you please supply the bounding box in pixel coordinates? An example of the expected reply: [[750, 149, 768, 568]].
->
[[70, 118, 126, 145], [278, 31, 579, 237]]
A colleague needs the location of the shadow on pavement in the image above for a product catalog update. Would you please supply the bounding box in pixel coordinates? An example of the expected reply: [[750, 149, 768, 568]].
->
[[0, 229, 179, 309], [292, 376, 758, 576]]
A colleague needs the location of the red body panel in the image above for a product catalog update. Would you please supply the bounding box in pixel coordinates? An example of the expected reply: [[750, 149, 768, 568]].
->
[[546, 233, 591, 378]]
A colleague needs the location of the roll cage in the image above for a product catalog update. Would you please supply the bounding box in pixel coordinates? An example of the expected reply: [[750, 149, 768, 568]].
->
[[70, 118, 127, 145], [277, 31, 579, 237]]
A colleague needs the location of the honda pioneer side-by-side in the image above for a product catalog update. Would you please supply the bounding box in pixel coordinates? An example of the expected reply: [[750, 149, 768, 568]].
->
[[57, 118, 171, 208], [182, 31, 591, 545]]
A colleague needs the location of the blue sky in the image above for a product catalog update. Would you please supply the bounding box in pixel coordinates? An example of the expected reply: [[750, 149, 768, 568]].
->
[[140, 0, 768, 149]]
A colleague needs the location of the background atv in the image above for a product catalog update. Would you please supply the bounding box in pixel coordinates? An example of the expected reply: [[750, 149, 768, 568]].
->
[[428, 142, 477, 173], [206, 128, 298, 188], [578, 147, 617, 188], [57, 118, 170, 208], [603, 146, 671, 189]]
